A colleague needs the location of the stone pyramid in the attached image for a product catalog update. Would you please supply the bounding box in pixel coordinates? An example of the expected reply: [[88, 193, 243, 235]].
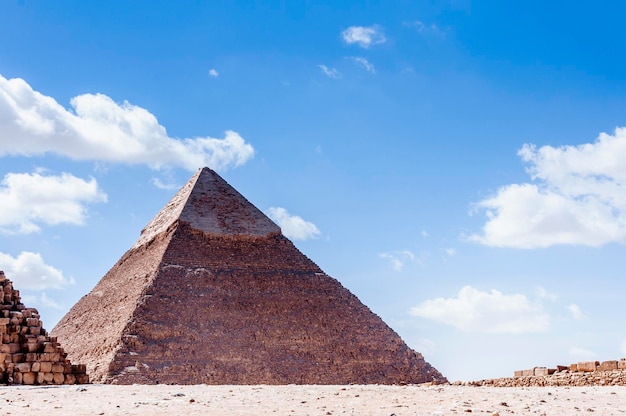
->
[[0, 271, 89, 385], [52, 167, 445, 385]]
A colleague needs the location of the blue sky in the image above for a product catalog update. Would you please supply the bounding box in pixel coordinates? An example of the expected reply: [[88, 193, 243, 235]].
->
[[2, 0, 626, 381]]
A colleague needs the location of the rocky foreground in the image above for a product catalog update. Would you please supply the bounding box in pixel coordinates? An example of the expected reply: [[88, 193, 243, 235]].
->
[[1, 384, 626, 415]]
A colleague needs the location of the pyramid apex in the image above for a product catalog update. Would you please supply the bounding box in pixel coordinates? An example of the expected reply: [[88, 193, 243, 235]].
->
[[133, 167, 280, 248]]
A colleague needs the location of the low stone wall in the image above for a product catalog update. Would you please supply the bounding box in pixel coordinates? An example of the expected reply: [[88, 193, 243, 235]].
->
[[460, 362, 626, 387], [0, 271, 89, 385], [511, 359, 626, 378]]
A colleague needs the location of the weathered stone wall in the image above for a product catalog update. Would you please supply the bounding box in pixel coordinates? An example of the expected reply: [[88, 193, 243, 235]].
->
[[0, 271, 88, 385], [462, 369, 626, 387], [461, 359, 626, 387]]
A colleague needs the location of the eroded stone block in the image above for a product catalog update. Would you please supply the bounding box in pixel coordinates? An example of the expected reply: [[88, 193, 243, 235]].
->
[[577, 361, 599, 372]]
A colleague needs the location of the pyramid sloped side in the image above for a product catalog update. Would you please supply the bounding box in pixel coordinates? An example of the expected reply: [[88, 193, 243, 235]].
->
[[106, 224, 445, 384], [132, 170, 199, 249], [51, 227, 174, 383]]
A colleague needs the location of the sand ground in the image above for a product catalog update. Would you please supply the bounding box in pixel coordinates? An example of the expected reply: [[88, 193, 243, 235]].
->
[[1, 384, 625, 415]]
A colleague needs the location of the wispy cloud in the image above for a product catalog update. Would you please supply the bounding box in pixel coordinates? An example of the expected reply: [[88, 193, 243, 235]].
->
[[0, 171, 107, 234], [411, 286, 550, 334], [21, 292, 63, 310], [151, 177, 179, 190], [469, 128, 626, 248], [569, 346, 597, 360], [568, 303, 587, 320], [379, 250, 415, 271], [208, 68, 219, 78], [406, 20, 445, 37], [348, 57, 376, 73], [318, 64, 341, 79], [536, 286, 559, 302], [0, 74, 254, 171], [341, 25, 386, 48], [0, 251, 74, 289], [266, 207, 321, 241]]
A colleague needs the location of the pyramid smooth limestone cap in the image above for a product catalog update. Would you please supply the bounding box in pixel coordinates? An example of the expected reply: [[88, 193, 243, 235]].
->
[[133, 167, 280, 249]]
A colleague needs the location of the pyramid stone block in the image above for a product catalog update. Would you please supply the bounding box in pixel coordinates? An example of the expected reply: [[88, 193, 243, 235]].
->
[[0, 271, 89, 385], [52, 167, 445, 384]]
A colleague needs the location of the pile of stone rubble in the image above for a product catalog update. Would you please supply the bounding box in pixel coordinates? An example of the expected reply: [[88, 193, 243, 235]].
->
[[0, 271, 89, 385], [459, 359, 626, 387]]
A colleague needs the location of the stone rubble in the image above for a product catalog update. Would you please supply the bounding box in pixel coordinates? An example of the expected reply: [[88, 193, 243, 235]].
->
[[0, 270, 89, 385], [459, 358, 626, 387]]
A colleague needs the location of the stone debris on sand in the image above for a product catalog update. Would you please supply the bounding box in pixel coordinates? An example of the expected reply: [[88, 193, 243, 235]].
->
[[0, 384, 625, 415], [464, 359, 626, 387]]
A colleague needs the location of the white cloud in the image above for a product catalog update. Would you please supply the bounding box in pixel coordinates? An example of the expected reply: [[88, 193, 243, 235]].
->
[[0, 171, 107, 234], [208, 68, 219, 78], [421, 229, 429, 238], [0, 251, 73, 290], [569, 346, 597, 360], [151, 177, 179, 191], [348, 57, 376, 73], [568, 303, 587, 320], [379, 250, 415, 271], [410, 285, 549, 334], [443, 248, 457, 257], [266, 207, 321, 241], [470, 128, 626, 248], [0, 74, 254, 171], [341, 25, 386, 48], [318, 65, 341, 79]]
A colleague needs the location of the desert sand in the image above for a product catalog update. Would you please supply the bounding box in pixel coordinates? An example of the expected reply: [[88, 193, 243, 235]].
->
[[1, 384, 625, 415]]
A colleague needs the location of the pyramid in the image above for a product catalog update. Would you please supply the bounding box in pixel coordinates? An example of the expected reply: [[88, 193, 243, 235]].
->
[[0, 271, 89, 385], [52, 167, 445, 385]]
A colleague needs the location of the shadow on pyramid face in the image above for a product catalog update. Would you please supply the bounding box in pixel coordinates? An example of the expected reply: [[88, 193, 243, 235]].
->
[[51, 167, 446, 385]]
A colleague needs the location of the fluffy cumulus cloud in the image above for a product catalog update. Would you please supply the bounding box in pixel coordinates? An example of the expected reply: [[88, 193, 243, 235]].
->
[[341, 25, 386, 48], [470, 128, 626, 248], [0, 74, 254, 171], [410, 286, 550, 334], [266, 207, 321, 241], [0, 171, 107, 234], [0, 251, 73, 290], [379, 250, 414, 271], [348, 57, 376, 73], [208, 68, 219, 78]]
